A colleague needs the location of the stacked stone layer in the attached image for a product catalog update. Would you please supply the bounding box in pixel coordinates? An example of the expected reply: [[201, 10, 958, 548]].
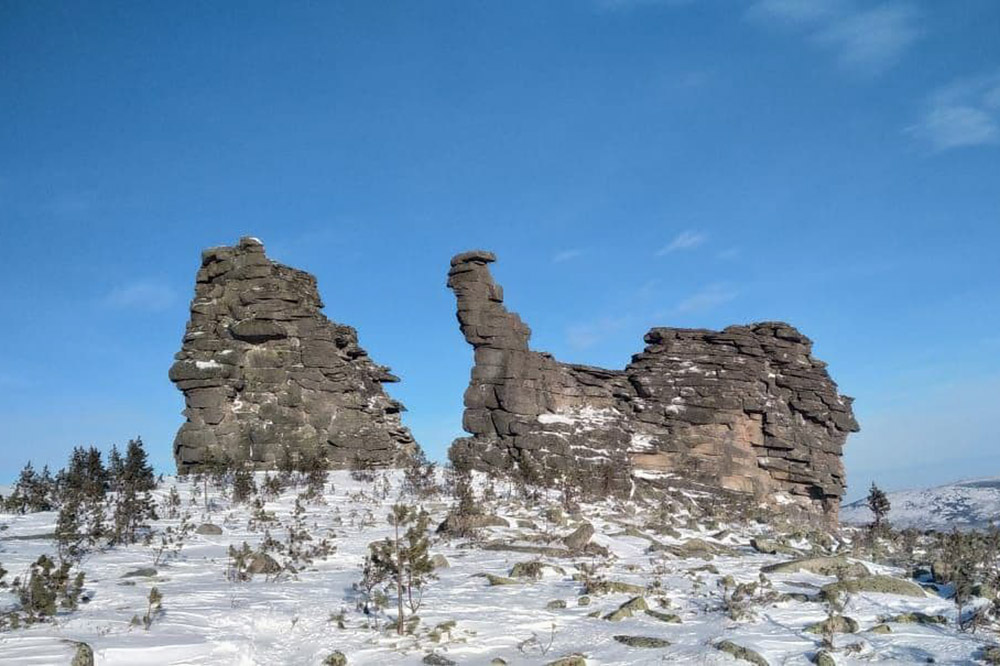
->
[[447, 250, 858, 523], [170, 237, 416, 471]]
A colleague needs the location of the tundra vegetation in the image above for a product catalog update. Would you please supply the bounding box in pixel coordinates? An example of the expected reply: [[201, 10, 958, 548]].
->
[[2, 450, 1000, 664]]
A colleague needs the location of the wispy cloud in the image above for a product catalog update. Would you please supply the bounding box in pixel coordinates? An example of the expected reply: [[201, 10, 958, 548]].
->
[[553, 249, 585, 264], [673, 283, 738, 314], [567, 316, 632, 350], [655, 230, 707, 256], [748, 1, 920, 75], [907, 72, 1000, 151], [104, 281, 177, 312]]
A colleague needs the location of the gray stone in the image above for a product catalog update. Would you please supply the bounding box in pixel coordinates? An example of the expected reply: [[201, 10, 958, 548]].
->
[[71, 642, 94, 666], [563, 522, 594, 551], [248, 552, 281, 575], [170, 237, 418, 472], [195, 523, 223, 535], [445, 251, 858, 525], [613, 635, 671, 648]]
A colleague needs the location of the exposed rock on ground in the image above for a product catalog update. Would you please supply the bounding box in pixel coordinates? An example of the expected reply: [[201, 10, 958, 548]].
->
[[446, 250, 858, 524], [170, 237, 417, 471]]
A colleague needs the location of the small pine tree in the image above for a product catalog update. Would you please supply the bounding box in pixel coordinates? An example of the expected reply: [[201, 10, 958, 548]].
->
[[867, 482, 891, 531], [367, 504, 436, 635], [108, 445, 124, 492]]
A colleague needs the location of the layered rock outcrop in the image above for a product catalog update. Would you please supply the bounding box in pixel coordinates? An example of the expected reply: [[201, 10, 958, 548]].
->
[[447, 251, 859, 523], [170, 237, 417, 471]]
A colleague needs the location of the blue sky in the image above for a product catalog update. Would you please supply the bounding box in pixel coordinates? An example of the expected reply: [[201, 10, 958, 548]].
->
[[1, 1, 997, 500]]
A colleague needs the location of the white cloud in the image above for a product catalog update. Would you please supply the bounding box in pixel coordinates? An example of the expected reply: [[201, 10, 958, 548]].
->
[[908, 72, 1000, 151], [817, 5, 920, 74], [655, 230, 707, 256], [673, 283, 737, 314], [105, 281, 177, 312], [748, 1, 920, 75], [553, 249, 584, 263]]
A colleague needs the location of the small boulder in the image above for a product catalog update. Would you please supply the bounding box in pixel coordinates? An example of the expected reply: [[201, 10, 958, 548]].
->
[[196, 523, 223, 535], [804, 616, 858, 634], [121, 567, 158, 578], [422, 654, 456, 666], [485, 574, 520, 586], [547, 599, 567, 610], [563, 522, 595, 551], [812, 649, 836, 666], [323, 652, 347, 666], [750, 537, 801, 556], [613, 635, 671, 648], [431, 554, 450, 570], [71, 643, 94, 666], [868, 624, 892, 634], [604, 596, 648, 621], [761, 556, 868, 578], [821, 575, 926, 599], [715, 640, 768, 666], [546, 655, 586, 666], [248, 552, 281, 575], [645, 609, 681, 623]]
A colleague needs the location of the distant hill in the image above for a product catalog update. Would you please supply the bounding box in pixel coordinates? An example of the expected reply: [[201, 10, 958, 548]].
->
[[842, 477, 1000, 530]]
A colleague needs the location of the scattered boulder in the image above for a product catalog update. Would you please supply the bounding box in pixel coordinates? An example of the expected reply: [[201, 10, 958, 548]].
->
[[196, 523, 223, 536], [613, 635, 671, 648], [761, 556, 868, 578], [868, 624, 892, 634], [546, 654, 586, 666], [821, 575, 926, 599], [438, 513, 508, 534], [422, 654, 456, 666], [547, 599, 567, 610], [645, 609, 681, 623], [485, 574, 520, 586], [323, 652, 347, 666], [604, 596, 648, 621], [584, 580, 645, 596], [510, 561, 544, 580], [811, 650, 836, 666], [248, 552, 281, 575], [750, 537, 801, 557], [121, 567, 158, 578], [883, 612, 947, 625], [430, 554, 450, 570], [715, 640, 769, 666], [71, 643, 94, 666], [563, 523, 595, 551], [805, 616, 859, 634]]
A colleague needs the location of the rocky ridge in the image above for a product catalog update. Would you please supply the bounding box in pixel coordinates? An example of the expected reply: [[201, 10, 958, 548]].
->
[[169, 237, 417, 471], [447, 250, 859, 523]]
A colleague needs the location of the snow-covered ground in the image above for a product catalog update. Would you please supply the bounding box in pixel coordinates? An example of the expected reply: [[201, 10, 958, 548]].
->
[[842, 477, 1000, 530], [0, 471, 993, 665]]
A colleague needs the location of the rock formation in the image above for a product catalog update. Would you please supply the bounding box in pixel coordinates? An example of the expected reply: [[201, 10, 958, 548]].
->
[[170, 237, 417, 471], [447, 250, 859, 523]]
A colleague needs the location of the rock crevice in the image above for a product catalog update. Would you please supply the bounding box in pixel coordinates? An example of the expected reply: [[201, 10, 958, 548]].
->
[[170, 237, 416, 471], [447, 251, 858, 523]]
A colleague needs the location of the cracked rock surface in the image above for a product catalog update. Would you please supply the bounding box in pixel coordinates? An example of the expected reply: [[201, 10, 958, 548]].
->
[[170, 237, 417, 471], [446, 250, 858, 524]]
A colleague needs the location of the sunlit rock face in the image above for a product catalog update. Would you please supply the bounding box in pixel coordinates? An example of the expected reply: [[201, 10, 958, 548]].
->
[[446, 250, 858, 524], [170, 237, 417, 472]]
